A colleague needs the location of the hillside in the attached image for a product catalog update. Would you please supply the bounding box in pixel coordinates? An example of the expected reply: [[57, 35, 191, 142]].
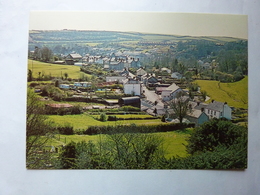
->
[[195, 76, 248, 109]]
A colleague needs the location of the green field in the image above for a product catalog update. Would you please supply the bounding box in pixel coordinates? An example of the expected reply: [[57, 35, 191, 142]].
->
[[47, 130, 190, 159], [195, 76, 248, 109], [28, 59, 90, 79], [48, 114, 162, 129]]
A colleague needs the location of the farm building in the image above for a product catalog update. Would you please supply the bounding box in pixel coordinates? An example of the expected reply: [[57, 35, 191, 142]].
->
[[65, 53, 82, 65], [119, 96, 141, 108]]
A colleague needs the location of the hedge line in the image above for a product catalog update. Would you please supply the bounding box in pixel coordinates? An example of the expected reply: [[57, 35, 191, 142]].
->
[[84, 123, 195, 135]]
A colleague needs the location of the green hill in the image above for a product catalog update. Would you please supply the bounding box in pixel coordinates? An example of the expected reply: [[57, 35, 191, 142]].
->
[[195, 76, 248, 109]]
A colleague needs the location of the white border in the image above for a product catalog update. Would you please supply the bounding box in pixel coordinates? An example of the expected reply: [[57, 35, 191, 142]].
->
[[0, 0, 259, 194]]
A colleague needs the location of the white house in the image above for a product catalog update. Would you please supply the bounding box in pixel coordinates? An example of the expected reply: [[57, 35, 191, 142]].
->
[[204, 100, 232, 120], [123, 79, 142, 96], [161, 83, 183, 101]]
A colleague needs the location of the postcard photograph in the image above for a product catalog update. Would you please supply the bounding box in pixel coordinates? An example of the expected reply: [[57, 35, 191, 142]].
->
[[26, 12, 248, 169]]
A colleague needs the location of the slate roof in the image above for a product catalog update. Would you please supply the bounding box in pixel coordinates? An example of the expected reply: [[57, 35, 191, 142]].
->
[[166, 83, 180, 92], [187, 109, 203, 119], [68, 53, 82, 59], [206, 101, 225, 112]]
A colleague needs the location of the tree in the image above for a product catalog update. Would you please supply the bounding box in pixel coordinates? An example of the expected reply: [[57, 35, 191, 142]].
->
[[26, 88, 56, 169], [64, 72, 68, 80], [41, 46, 53, 62], [168, 91, 191, 124], [99, 113, 107, 122], [201, 90, 207, 101], [28, 69, 33, 82], [186, 118, 247, 155]]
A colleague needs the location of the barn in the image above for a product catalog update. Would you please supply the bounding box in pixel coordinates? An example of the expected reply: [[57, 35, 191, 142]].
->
[[118, 96, 141, 108]]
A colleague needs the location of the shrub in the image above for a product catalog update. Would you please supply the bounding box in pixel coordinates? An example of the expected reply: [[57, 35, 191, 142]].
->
[[99, 113, 107, 122], [107, 115, 117, 121], [57, 124, 74, 135]]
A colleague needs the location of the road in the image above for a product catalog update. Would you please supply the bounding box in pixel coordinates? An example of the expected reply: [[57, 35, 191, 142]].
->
[[142, 85, 164, 106]]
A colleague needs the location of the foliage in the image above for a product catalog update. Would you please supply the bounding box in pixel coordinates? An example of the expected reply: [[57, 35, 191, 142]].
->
[[26, 88, 56, 169], [40, 84, 65, 101], [185, 118, 247, 155], [119, 106, 140, 112], [84, 123, 194, 135], [59, 141, 77, 169], [58, 129, 166, 169], [99, 113, 107, 122], [56, 124, 74, 135], [168, 91, 191, 124]]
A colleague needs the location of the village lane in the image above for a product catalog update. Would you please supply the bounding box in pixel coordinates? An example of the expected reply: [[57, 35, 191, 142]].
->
[[143, 85, 164, 106]]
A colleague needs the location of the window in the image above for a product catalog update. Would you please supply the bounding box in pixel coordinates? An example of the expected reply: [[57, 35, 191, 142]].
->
[[214, 111, 216, 115]]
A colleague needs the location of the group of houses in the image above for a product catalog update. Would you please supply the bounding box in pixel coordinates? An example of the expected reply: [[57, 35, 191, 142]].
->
[[145, 81, 232, 126], [61, 52, 142, 70]]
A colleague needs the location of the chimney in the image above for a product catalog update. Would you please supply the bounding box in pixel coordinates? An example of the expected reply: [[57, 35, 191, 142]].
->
[[197, 102, 200, 106], [201, 107, 205, 112], [211, 100, 214, 103]]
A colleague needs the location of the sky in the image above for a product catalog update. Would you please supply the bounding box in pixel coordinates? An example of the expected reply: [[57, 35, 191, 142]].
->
[[29, 11, 248, 39]]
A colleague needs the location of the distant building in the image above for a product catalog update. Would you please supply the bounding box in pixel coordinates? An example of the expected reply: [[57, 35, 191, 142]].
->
[[171, 72, 182, 79], [106, 76, 127, 84], [65, 53, 82, 65]]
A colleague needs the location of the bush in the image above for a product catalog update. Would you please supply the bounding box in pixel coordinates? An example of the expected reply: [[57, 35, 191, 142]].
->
[[107, 115, 117, 121], [57, 124, 74, 135], [99, 113, 107, 122]]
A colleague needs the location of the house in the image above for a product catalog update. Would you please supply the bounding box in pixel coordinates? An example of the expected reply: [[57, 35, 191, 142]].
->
[[106, 76, 127, 84], [161, 67, 171, 74], [146, 76, 158, 86], [171, 72, 182, 79], [119, 96, 141, 108], [65, 53, 82, 65], [204, 100, 232, 120], [123, 79, 142, 96], [108, 61, 125, 71], [136, 68, 147, 77], [161, 83, 184, 102], [186, 109, 209, 126]]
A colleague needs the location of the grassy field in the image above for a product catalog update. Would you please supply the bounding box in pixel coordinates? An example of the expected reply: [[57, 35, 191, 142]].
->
[[47, 130, 190, 159], [195, 76, 248, 109], [48, 114, 162, 129], [28, 59, 90, 79]]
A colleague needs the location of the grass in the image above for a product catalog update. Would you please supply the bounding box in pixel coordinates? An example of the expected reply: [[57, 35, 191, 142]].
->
[[28, 59, 91, 79], [155, 130, 191, 158], [47, 130, 190, 159], [195, 76, 248, 109], [48, 114, 162, 129]]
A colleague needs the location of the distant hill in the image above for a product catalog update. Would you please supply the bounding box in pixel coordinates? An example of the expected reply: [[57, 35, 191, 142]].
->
[[28, 30, 244, 48]]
